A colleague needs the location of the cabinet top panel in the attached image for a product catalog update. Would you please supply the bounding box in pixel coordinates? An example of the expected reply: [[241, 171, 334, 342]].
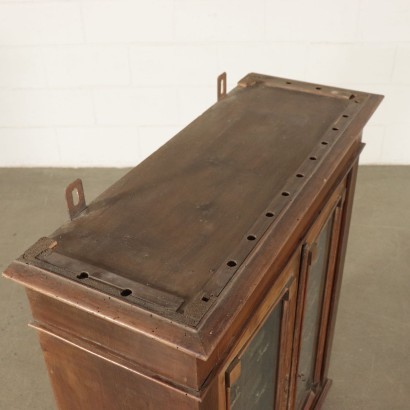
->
[[5, 73, 382, 334]]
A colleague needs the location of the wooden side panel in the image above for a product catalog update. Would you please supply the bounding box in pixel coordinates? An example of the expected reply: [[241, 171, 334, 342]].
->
[[26, 289, 199, 390], [36, 331, 200, 410]]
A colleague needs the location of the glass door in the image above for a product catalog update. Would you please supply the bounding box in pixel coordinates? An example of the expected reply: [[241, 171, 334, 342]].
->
[[227, 300, 282, 409], [225, 265, 298, 410], [293, 195, 344, 409]]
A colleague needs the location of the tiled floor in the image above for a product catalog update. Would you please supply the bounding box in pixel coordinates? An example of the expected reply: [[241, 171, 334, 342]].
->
[[1, 166, 409, 409]]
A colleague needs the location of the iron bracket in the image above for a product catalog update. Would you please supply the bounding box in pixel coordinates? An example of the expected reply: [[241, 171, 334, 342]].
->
[[217, 72, 227, 101], [65, 178, 86, 220]]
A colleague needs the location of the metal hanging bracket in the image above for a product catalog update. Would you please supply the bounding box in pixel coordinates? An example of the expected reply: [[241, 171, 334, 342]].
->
[[65, 178, 87, 220], [217, 72, 227, 101]]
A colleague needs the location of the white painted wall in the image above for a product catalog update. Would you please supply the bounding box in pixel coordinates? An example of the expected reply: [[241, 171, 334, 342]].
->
[[0, 0, 409, 167]]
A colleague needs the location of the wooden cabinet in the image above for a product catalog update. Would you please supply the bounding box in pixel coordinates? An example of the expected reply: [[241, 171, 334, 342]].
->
[[3, 73, 382, 409]]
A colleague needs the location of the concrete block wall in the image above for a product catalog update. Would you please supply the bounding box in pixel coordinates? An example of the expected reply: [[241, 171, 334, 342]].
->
[[0, 0, 409, 166]]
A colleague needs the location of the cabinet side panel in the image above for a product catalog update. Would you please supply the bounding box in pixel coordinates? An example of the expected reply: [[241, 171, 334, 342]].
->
[[36, 331, 199, 410], [25, 289, 199, 389]]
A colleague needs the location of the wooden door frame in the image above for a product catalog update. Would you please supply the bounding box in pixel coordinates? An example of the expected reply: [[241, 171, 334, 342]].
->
[[217, 251, 300, 409], [288, 179, 347, 409]]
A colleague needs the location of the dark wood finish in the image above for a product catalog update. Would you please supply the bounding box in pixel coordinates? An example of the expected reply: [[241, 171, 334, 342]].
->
[[3, 73, 382, 409], [25, 288, 200, 390], [35, 331, 200, 410]]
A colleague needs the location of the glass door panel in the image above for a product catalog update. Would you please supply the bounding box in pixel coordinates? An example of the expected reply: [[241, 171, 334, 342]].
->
[[295, 214, 334, 408], [229, 301, 282, 410]]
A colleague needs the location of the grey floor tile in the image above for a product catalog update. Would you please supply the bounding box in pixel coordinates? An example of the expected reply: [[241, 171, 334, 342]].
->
[[0, 168, 128, 410], [324, 166, 410, 410]]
